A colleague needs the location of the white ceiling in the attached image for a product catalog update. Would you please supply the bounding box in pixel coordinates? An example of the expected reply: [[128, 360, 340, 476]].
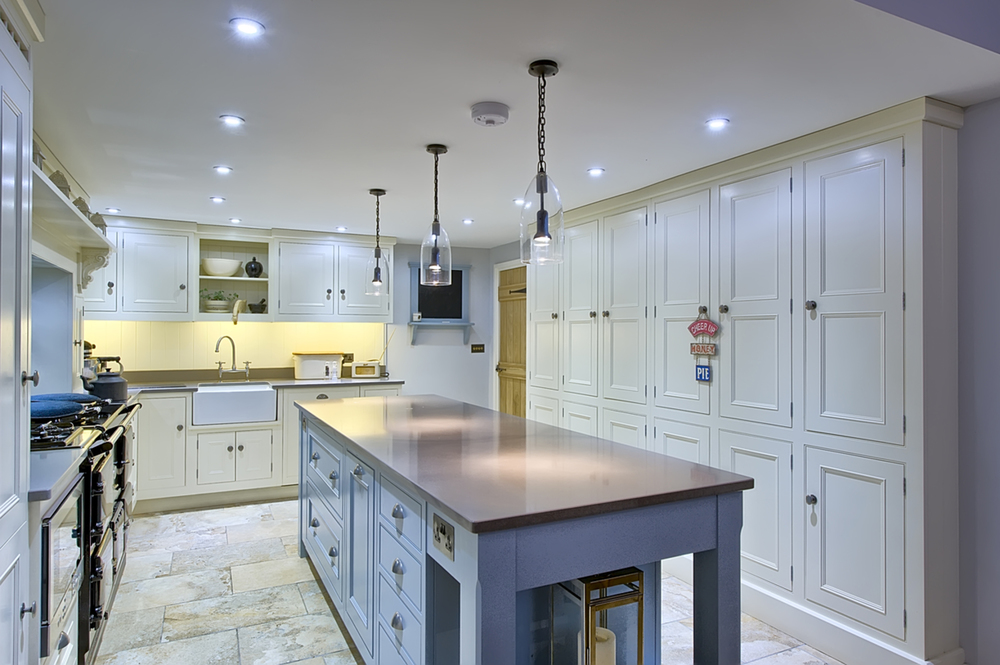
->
[[33, 0, 1000, 248]]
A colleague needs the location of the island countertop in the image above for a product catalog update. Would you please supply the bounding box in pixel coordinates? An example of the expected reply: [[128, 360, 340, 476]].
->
[[297, 394, 753, 533]]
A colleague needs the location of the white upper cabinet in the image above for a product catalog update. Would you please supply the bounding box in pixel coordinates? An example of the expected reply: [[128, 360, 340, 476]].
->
[[120, 231, 190, 313], [601, 207, 648, 404], [337, 244, 391, 320], [81, 229, 118, 312], [718, 170, 792, 427], [804, 140, 904, 445], [562, 220, 600, 397], [653, 191, 710, 414], [528, 262, 560, 390], [278, 242, 335, 316]]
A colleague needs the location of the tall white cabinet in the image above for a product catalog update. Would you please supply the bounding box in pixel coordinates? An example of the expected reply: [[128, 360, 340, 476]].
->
[[525, 99, 963, 665]]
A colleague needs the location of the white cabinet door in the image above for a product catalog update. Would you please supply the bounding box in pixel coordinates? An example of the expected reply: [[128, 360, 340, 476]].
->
[[527, 392, 559, 426], [0, 523, 28, 665], [345, 453, 375, 657], [136, 395, 188, 494], [602, 207, 648, 404], [805, 447, 905, 638], [281, 386, 360, 486], [601, 407, 647, 449], [653, 191, 711, 414], [278, 242, 335, 315], [236, 430, 273, 482], [527, 262, 560, 390], [337, 244, 391, 320], [720, 430, 792, 591], [718, 170, 792, 427], [562, 221, 600, 398], [360, 386, 399, 397], [804, 140, 904, 445], [196, 432, 236, 485], [562, 400, 599, 436], [651, 417, 710, 465], [81, 230, 118, 312], [120, 231, 190, 313]]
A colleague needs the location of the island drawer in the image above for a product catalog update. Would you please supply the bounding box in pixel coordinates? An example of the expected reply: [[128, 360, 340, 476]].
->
[[378, 524, 422, 612], [377, 624, 412, 665], [305, 430, 344, 518], [379, 476, 424, 554], [378, 573, 422, 665], [304, 480, 343, 600]]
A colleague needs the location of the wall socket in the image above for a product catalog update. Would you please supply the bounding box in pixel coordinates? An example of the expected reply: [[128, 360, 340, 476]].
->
[[432, 513, 455, 561], [470, 344, 485, 353]]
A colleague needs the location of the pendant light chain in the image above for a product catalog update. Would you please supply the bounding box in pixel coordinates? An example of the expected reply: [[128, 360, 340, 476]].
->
[[537, 73, 547, 175], [433, 150, 440, 221], [374, 194, 381, 250]]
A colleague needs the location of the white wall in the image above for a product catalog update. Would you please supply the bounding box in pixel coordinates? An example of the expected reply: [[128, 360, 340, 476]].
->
[[30, 263, 75, 393], [387, 244, 494, 407], [958, 95, 1000, 665]]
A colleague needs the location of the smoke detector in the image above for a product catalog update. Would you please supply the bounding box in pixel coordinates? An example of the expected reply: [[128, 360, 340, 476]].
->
[[471, 101, 510, 127]]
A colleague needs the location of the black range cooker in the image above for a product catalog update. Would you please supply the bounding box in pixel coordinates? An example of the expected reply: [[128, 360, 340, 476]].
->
[[31, 395, 140, 665]]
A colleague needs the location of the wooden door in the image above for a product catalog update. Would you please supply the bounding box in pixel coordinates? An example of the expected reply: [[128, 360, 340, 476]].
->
[[278, 242, 335, 315], [804, 140, 904, 445], [120, 231, 190, 313], [602, 207, 648, 404], [562, 221, 600, 397], [497, 266, 526, 417], [527, 261, 559, 390]]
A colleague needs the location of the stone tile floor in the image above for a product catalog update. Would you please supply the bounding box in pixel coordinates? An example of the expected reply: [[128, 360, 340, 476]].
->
[[99, 500, 845, 665]]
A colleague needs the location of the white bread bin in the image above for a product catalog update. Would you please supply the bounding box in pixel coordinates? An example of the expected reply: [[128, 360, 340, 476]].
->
[[292, 352, 344, 380]]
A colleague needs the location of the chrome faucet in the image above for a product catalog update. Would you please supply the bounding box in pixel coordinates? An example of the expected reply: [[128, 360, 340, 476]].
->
[[215, 335, 250, 380]]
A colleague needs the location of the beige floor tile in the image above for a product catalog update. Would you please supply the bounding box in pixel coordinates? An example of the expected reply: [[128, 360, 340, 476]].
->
[[128, 527, 227, 554], [323, 650, 360, 664], [661, 575, 694, 623], [660, 619, 694, 665], [228, 517, 299, 544], [122, 550, 173, 583], [298, 580, 333, 615], [170, 537, 287, 574], [172, 503, 272, 531], [270, 501, 299, 520], [97, 607, 164, 656], [740, 614, 802, 663], [95, 629, 238, 665], [745, 646, 832, 664], [127, 514, 177, 541], [114, 569, 231, 612], [283, 534, 301, 557], [798, 645, 845, 665], [232, 556, 315, 593], [237, 614, 349, 665], [161, 584, 306, 641]]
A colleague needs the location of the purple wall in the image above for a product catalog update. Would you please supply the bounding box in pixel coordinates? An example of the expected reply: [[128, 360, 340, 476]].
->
[[957, 96, 1000, 665], [854, 0, 1000, 55]]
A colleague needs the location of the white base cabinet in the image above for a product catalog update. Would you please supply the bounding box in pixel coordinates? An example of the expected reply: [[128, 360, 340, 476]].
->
[[136, 394, 189, 496]]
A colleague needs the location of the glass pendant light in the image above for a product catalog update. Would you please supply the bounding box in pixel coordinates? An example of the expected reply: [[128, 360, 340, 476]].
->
[[520, 60, 564, 265], [420, 144, 452, 286], [365, 188, 387, 296]]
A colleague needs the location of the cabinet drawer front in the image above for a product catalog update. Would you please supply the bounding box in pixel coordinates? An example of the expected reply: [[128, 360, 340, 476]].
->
[[379, 477, 424, 554], [378, 525, 422, 612], [378, 624, 412, 665], [306, 432, 344, 518], [378, 574, 422, 665], [304, 481, 343, 600]]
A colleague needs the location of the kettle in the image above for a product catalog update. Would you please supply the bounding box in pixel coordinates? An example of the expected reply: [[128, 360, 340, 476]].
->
[[82, 356, 129, 402]]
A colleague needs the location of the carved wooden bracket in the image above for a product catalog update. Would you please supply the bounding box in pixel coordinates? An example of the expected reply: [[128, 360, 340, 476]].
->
[[78, 248, 110, 292]]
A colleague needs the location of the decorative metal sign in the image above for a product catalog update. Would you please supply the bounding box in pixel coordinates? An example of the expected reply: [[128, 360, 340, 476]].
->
[[695, 365, 712, 382], [688, 318, 719, 338], [690, 343, 717, 356]]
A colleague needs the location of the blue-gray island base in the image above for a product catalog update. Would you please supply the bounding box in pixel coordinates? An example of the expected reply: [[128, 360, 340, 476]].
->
[[296, 394, 753, 665]]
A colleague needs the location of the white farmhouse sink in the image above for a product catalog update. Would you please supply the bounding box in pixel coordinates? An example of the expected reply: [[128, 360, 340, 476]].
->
[[192, 382, 277, 426]]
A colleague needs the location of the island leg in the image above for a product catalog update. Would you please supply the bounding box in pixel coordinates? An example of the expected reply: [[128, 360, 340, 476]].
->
[[693, 492, 743, 664], [477, 530, 518, 665]]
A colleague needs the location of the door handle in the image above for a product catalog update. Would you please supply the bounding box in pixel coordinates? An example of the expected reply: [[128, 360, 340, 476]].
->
[[237, 444, 244, 452], [589, 310, 597, 318], [179, 284, 186, 290], [602, 311, 610, 318], [719, 304, 729, 314], [805, 494, 818, 505], [495, 365, 504, 373], [227, 446, 234, 453], [550, 312, 558, 319], [21, 370, 39, 386], [805, 300, 818, 311], [20, 602, 36, 619]]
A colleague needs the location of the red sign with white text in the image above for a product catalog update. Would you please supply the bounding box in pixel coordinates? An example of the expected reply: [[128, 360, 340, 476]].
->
[[688, 319, 719, 338]]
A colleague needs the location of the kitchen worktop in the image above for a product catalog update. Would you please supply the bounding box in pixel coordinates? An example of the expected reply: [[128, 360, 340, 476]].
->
[[130, 377, 404, 394], [298, 394, 753, 533], [29, 447, 86, 502]]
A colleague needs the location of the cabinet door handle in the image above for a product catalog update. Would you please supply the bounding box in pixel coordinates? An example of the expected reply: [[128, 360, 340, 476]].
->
[[805, 494, 818, 506], [328, 470, 338, 483], [326, 288, 332, 300], [602, 310, 610, 318], [237, 444, 244, 452], [21, 370, 39, 387], [391, 503, 405, 519], [550, 312, 558, 319], [805, 300, 818, 311], [179, 284, 186, 290], [352, 465, 369, 489], [391, 558, 405, 575], [589, 310, 597, 318], [719, 304, 729, 314], [176, 425, 183, 431], [20, 602, 36, 619], [311, 518, 320, 528], [316, 394, 329, 399], [390, 612, 405, 631], [227, 445, 234, 453], [340, 289, 346, 295], [107, 281, 114, 289], [328, 546, 338, 559], [311, 452, 321, 461]]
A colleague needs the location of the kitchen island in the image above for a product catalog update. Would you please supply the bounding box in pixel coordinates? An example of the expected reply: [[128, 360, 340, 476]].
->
[[297, 394, 753, 665]]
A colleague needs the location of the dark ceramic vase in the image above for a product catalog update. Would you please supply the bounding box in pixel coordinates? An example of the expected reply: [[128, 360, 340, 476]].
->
[[245, 257, 263, 278]]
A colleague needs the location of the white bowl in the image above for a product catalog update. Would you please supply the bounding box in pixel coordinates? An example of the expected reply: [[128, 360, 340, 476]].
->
[[202, 258, 242, 276]]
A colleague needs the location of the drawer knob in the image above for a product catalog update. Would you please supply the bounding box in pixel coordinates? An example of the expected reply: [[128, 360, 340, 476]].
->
[[391, 503, 405, 519], [311, 518, 320, 528], [311, 452, 321, 461], [353, 465, 364, 478], [328, 546, 338, 559], [391, 558, 405, 575], [390, 612, 405, 631], [805, 494, 818, 506], [329, 470, 338, 483]]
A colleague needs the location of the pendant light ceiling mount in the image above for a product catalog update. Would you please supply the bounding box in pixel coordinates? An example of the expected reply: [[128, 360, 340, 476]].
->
[[426, 144, 448, 156], [368, 188, 386, 197], [528, 59, 559, 78]]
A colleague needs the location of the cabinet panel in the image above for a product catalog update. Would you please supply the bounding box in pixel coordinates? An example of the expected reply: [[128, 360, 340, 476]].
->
[[527, 393, 559, 426], [378, 573, 422, 664], [562, 221, 600, 397], [120, 231, 189, 313], [651, 417, 709, 465], [0, 524, 27, 665], [805, 447, 904, 638], [345, 453, 375, 656], [562, 400, 598, 436], [720, 430, 791, 590], [528, 262, 559, 390], [81, 230, 118, 312], [136, 396, 188, 493], [361, 386, 400, 397], [718, 170, 791, 427], [236, 430, 272, 482], [304, 482, 343, 601], [653, 191, 710, 414], [337, 244, 391, 319], [602, 208, 647, 404], [278, 242, 335, 315], [282, 386, 359, 486], [196, 432, 236, 485], [804, 140, 903, 444], [601, 407, 646, 450]]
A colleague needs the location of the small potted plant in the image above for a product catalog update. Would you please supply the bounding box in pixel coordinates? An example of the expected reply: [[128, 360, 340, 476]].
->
[[200, 289, 239, 312]]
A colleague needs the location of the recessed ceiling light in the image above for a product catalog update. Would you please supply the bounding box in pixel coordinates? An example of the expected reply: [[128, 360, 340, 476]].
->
[[335, 226, 348, 232], [513, 199, 525, 206], [229, 218, 241, 224], [230, 18, 265, 36], [219, 115, 245, 128], [588, 167, 605, 176], [214, 165, 233, 175], [105, 207, 120, 214], [706, 117, 730, 131], [463, 218, 474, 225], [210, 196, 226, 203]]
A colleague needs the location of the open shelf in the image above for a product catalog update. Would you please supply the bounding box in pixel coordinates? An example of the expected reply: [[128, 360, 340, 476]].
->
[[408, 321, 474, 345], [31, 163, 115, 251], [199, 276, 269, 282]]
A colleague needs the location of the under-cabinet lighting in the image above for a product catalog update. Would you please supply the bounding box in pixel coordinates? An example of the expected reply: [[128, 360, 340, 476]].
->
[[229, 218, 241, 224], [336, 226, 348, 232], [105, 207, 120, 214]]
